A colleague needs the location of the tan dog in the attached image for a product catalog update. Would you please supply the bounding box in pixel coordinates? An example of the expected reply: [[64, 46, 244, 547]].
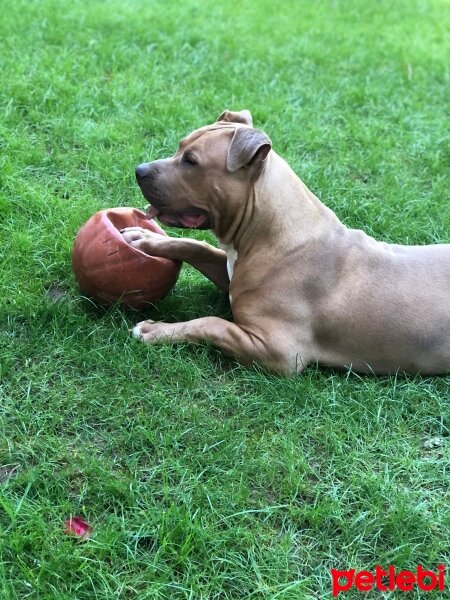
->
[[122, 110, 450, 375]]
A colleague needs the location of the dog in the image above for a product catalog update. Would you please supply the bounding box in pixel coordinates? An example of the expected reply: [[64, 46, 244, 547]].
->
[[121, 110, 450, 375]]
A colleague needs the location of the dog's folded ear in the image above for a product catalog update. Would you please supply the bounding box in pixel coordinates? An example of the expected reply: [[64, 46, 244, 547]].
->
[[226, 128, 272, 172], [217, 109, 253, 127]]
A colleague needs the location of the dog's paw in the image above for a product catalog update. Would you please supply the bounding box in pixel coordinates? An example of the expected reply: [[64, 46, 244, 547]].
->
[[121, 227, 147, 241], [131, 319, 176, 344], [121, 228, 173, 258], [131, 319, 156, 340]]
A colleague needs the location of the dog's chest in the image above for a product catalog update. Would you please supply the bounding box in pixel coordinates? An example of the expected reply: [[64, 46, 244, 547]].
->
[[220, 242, 238, 280]]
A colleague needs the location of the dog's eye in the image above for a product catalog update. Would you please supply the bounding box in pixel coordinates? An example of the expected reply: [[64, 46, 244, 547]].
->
[[181, 153, 198, 166]]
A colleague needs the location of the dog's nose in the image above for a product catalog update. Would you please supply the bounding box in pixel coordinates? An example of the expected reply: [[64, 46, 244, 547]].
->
[[135, 163, 151, 180]]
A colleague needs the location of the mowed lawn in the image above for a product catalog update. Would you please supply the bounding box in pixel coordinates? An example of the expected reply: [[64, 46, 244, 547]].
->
[[1, 0, 449, 598]]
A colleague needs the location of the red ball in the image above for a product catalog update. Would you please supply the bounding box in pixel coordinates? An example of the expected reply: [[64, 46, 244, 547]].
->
[[72, 207, 181, 308]]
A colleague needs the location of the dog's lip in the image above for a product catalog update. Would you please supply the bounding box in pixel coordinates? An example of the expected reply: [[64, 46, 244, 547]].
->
[[145, 205, 160, 220], [158, 211, 211, 229], [145, 204, 211, 229]]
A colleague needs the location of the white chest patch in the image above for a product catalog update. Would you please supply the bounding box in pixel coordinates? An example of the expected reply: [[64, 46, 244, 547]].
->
[[220, 242, 238, 280]]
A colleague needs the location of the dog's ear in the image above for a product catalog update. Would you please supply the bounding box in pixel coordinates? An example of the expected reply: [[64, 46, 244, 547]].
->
[[226, 128, 272, 172], [217, 109, 253, 127]]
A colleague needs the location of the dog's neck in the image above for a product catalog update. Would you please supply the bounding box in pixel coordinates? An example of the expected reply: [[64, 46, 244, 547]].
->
[[215, 151, 344, 254]]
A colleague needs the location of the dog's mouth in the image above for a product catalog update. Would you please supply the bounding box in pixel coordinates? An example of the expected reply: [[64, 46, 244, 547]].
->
[[146, 205, 211, 230]]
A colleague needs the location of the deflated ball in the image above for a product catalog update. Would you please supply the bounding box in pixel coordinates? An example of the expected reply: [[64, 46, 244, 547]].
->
[[72, 207, 181, 308]]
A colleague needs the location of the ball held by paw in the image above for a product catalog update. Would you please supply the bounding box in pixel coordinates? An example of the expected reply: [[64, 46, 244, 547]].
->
[[72, 207, 181, 308]]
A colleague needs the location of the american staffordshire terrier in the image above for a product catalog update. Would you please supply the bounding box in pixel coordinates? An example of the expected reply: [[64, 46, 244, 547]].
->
[[122, 110, 450, 375]]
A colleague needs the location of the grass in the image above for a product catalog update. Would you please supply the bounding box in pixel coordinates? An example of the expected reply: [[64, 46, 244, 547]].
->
[[1, 0, 449, 597]]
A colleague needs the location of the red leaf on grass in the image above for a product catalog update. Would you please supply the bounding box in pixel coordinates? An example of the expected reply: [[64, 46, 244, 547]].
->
[[64, 516, 92, 539]]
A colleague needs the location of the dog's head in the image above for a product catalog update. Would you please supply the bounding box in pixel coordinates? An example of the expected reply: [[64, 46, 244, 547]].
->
[[135, 110, 271, 234]]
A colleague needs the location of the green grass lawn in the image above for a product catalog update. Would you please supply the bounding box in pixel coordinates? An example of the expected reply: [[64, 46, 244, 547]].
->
[[1, 0, 449, 597]]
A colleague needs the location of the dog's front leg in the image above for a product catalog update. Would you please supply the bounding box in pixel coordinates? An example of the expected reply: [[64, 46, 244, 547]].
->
[[133, 316, 291, 372], [121, 227, 229, 292]]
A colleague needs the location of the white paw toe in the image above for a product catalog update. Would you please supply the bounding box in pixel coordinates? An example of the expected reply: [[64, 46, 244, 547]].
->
[[132, 325, 143, 339]]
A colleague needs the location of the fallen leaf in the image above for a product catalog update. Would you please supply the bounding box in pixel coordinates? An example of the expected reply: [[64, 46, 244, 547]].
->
[[64, 516, 93, 539]]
